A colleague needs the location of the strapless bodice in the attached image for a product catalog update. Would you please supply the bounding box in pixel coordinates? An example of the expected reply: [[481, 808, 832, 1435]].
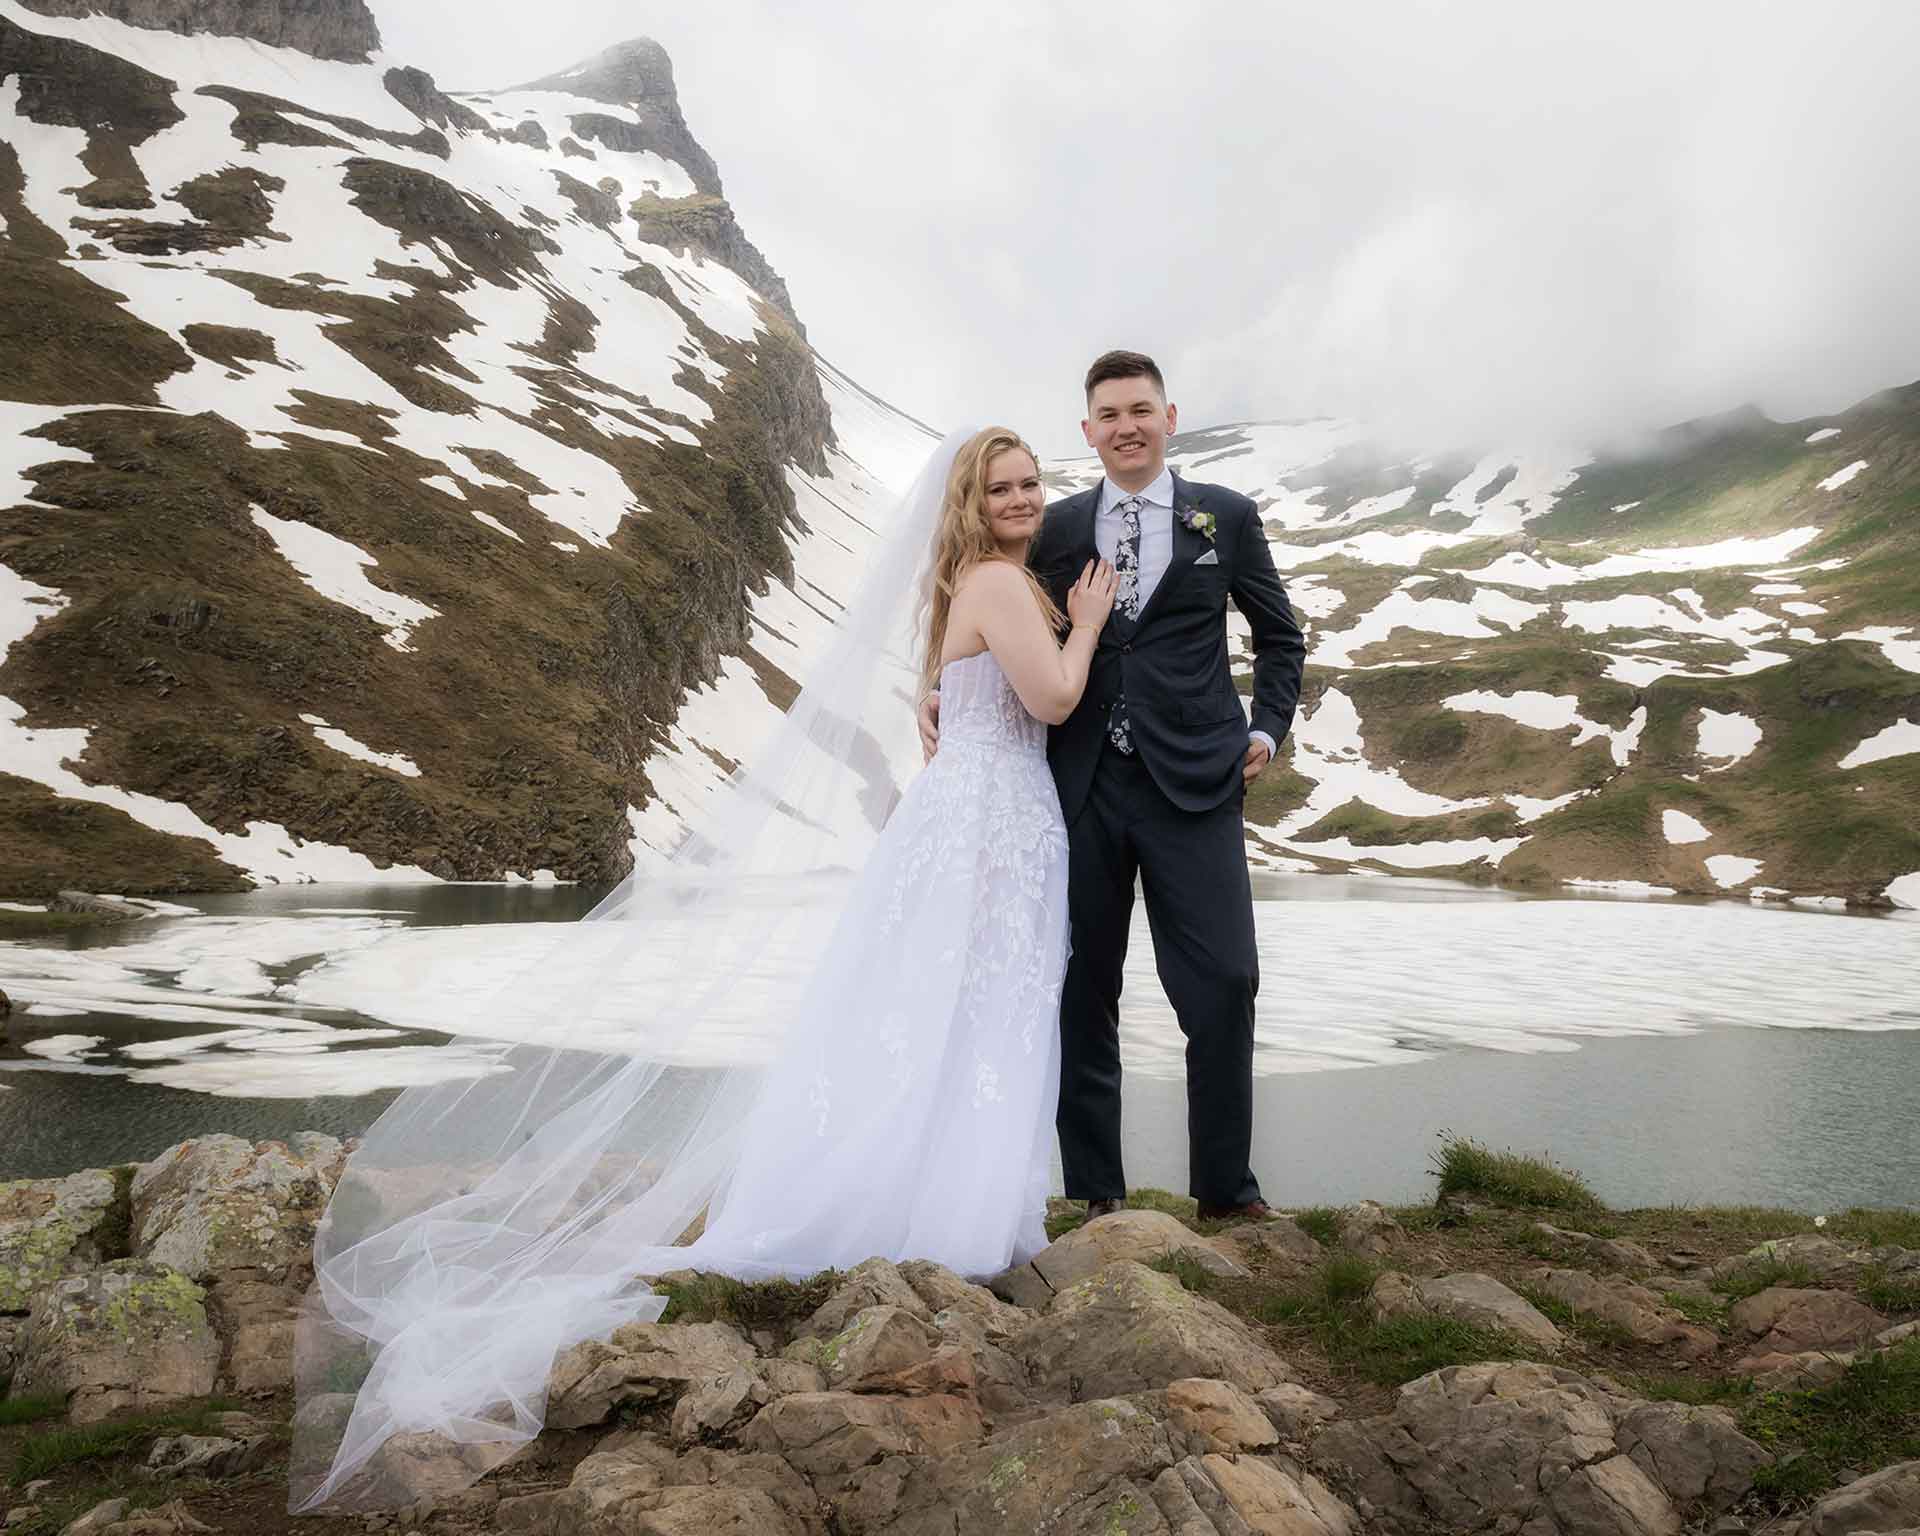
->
[[937, 650, 1047, 757]]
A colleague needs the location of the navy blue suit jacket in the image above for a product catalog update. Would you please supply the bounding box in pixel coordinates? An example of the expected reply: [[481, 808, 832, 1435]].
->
[[1030, 472, 1306, 823]]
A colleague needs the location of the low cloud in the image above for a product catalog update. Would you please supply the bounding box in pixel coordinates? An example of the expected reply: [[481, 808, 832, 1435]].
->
[[377, 1, 1920, 457]]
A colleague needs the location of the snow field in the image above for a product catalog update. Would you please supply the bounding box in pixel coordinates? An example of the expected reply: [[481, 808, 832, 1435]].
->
[[299, 715, 422, 776], [1696, 710, 1762, 768], [1837, 718, 1920, 770], [1444, 690, 1646, 766]]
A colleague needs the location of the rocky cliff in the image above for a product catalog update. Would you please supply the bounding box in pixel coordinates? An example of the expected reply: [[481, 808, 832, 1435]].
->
[[13, 0, 382, 63], [0, 5, 934, 894]]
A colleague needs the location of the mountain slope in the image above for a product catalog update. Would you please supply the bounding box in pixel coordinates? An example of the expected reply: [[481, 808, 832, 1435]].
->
[[1045, 387, 1920, 905], [0, 0, 935, 893]]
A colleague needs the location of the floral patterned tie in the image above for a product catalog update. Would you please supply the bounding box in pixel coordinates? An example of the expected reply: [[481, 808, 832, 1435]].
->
[[1108, 495, 1143, 755]]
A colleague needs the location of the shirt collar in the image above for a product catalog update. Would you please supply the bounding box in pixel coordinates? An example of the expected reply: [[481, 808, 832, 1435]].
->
[[1098, 465, 1175, 516]]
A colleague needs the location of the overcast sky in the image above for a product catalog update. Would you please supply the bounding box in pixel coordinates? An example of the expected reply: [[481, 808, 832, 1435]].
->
[[375, 1, 1920, 458]]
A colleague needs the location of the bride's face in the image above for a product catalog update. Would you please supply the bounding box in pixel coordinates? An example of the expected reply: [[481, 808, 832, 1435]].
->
[[984, 449, 1044, 549]]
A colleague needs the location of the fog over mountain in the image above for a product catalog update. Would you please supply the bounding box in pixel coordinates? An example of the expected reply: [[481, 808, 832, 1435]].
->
[[376, 0, 1920, 457]]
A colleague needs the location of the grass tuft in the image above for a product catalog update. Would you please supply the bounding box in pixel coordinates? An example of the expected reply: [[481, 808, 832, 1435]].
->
[[1146, 1250, 1226, 1295], [1828, 1207, 1920, 1251], [1629, 1373, 1752, 1406], [1319, 1255, 1378, 1305], [1741, 1338, 1920, 1507], [1240, 1255, 1539, 1386], [1515, 1284, 1632, 1348], [0, 1396, 65, 1429], [1429, 1133, 1602, 1214], [1292, 1207, 1341, 1246], [1716, 1259, 1818, 1301], [9, 1399, 241, 1485], [1859, 1265, 1920, 1315], [1352, 1314, 1524, 1384], [1663, 1290, 1731, 1328], [654, 1270, 840, 1347]]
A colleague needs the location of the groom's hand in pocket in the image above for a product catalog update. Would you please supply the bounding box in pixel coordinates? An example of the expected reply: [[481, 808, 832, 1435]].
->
[[1242, 736, 1272, 784], [918, 690, 941, 762]]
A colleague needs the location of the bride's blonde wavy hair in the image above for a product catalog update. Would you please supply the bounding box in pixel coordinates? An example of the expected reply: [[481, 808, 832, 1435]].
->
[[919, 426, 1064, 700]]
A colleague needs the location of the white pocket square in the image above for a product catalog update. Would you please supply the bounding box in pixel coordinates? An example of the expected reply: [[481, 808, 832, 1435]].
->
[[1194, 548, 1219, 566]]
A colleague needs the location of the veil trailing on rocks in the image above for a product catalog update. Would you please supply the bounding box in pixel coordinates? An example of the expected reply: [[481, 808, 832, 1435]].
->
[[291, 429, 980, 1512]]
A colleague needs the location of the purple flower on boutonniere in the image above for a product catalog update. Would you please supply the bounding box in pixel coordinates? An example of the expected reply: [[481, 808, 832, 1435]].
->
[[1179, 505, 1218, 542]]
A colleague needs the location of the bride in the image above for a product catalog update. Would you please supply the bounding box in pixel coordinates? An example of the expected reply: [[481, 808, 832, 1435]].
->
[[291, 427, 1116, 1510]]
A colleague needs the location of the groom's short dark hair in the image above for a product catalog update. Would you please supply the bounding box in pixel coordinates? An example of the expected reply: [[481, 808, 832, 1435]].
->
[[1085, 349, 1165, 401]]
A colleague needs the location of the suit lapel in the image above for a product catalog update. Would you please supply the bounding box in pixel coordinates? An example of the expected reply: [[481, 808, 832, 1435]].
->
[[1134, 473, 1208, 630], [1073, 483, 1100, 565]]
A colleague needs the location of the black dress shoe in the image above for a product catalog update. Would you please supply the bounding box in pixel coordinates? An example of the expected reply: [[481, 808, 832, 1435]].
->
[[1085, 1198, 1127, 1220], [1196, 1198, 1274, 1222]]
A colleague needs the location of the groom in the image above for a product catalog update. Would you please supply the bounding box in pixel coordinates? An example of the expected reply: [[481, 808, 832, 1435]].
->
[[928, 350, 1306, 1219]]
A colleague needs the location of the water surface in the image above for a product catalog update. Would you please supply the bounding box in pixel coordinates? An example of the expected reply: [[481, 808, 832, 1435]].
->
[[3, 878, 1915, 1208]]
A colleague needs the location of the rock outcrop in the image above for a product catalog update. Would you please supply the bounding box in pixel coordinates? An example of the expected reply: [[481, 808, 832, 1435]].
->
[[7, 1137, 1919, 1535], [1, 10, 901, 896], [1370, 1270, 1567, 1352], [0, 1166, 126, 1312], [13, 0, 383, 63], [11, 1260, 219, 1421], [1315, 1362, 1771, 1536]]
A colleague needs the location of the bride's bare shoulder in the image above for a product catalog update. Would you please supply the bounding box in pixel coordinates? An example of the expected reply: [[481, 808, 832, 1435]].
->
[[951, 559, 1031, 605]]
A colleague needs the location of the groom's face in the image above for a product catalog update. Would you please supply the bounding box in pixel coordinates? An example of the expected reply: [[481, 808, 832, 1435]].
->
[[1083, 375, 1178, 487]]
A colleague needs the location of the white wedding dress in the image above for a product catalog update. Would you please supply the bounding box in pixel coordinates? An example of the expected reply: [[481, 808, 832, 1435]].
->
[[294, 643, 1070, 1509], [650, 647, 1068, 1278]]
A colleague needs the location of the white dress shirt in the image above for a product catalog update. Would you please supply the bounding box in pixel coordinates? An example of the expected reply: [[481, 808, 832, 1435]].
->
[[1095, 466, 1178, 609], [1094, 468, 1275, 763]]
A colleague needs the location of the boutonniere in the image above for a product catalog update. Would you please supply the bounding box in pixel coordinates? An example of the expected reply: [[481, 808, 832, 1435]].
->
[[1179, 505, 1217, 542]]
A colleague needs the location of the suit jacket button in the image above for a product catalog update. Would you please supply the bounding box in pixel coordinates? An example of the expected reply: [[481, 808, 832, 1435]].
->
[[1122, 642, 1132, 654]]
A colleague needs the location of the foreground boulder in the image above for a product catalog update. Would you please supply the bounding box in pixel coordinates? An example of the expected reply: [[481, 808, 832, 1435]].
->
[[1729, 1286, 1888, 1356], [1713, 1234, 1877, 1287], [1530, 1223, 1660, 1276], [0, 1315, 20, 1382], [132, 1133, 347, 1281], [741, 1388, 986, 1489], [499, 1440, 827, 1536], [1314, 1362, 1770, 1536], [1524, 1267, 1717, 1357], [1370, 1271, 1567, 1352], [11, 1261, 218, 1422], [1798, 1457, 1920, 1535], [1030, 1210, 1247, 1291], [545, 1319, 757, 1430], [835, 1389, 1358, 1535], [0, 1168, 124, 1312], [1337, 1201, 1408, 1257], [670, 1358, 827, 1447], [1015, 1261, 1293, 1402], [1213, 1215, 1326, 1276], [897, 1258, 1032, 1339], [128, 1133, 350, 1393], [797, 1258, 931, 1338]]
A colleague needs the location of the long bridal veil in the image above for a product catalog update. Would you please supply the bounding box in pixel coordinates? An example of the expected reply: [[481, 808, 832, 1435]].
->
[[290, 429, 977, 1512]]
